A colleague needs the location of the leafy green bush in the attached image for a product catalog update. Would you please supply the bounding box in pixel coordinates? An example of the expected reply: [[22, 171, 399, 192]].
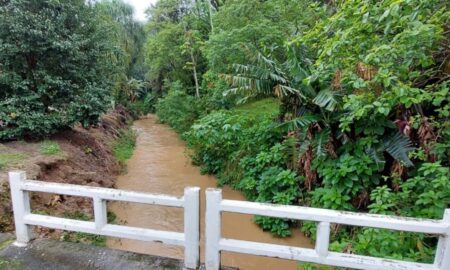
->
[[184, 110, 281, 176], [185, 111, 245, 174], [344, 162, 450, 263], [127, 92, 157, 118], [311, 139, 381, 210], [184, 104, 306, 235], [0, 0, 123, 140], [155, 81, 202, 133], [369, 162, 450, 219], [199, 71, 237, 111]]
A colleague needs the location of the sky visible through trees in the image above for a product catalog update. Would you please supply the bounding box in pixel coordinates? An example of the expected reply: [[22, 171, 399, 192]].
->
[[123, 0, 155, 21]]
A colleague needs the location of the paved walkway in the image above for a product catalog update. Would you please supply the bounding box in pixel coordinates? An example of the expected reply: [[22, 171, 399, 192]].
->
[[0, 234, 234, 270]]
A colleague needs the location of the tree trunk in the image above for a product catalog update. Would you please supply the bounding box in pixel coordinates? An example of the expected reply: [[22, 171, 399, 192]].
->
[[208, 0, 214, 34], [190, 49, 200, 97]]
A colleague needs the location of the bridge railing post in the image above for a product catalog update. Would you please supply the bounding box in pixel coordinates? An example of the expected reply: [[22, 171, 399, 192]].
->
[[435, 209, 450, 270], [93, 197, 107, 230], [205, 188, 222, 270], [8, 171, 32, 245], [184, 187, 200, 269], [315, 221, 330, 258]]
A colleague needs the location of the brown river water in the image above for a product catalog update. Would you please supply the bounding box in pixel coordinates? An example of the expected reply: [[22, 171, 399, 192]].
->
[[106, 115, 312, 270]]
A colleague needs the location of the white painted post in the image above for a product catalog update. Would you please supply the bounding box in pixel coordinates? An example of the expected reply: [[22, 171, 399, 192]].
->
[[434, 209, 450, 270], [8, 171, 32, 245], [183, 187, 200, 269], [315, 221, 330, 258], [93, 197, 107, 230], [205, 189, 222, 270]]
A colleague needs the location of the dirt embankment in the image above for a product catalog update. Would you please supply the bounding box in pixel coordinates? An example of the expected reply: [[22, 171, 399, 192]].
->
[[0, 107, 133, 235]]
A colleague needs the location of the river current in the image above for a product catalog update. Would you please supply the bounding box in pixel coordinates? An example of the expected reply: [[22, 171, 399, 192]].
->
[[106, 115, 312, 270]]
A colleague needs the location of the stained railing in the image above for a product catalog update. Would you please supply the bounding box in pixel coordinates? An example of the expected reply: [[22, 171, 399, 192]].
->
[[205, 188, 450, 270], [8, 171, 200, 269]]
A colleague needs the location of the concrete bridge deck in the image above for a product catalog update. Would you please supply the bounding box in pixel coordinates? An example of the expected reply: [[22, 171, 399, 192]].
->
[[0, 234, 234, 270]]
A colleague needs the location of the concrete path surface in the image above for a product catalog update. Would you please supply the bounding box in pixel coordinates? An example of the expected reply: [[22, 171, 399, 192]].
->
[[0, 234, 235, 270]]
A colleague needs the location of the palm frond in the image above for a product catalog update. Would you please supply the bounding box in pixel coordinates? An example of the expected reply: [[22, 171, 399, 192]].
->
[[365, 145, 386, 169], [283, 136, 300, 170], [336, 130, 350, 145], [313, 89, 340, 111], [225, 50, 296, 99], [383, 132, 415, 167], [312, 129, 331, 157], [277, 113, 319, 131], [279, 85, 302, 97]]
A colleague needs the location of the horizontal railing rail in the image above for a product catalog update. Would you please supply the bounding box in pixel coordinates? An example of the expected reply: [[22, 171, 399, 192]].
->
[[9, 171, 450, 270], [205, 188, 450, 270], [8, 171, 200, 270]]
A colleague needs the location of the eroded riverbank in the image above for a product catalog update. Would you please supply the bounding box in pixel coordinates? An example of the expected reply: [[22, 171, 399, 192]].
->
[[107, 115, 312, 270]]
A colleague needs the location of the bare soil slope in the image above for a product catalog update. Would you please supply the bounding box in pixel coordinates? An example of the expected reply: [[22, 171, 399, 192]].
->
[[0, 107, 132, 234]]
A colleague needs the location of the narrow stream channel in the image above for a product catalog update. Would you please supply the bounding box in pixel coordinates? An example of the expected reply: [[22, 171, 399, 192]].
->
[[106, 115, 313, 270]]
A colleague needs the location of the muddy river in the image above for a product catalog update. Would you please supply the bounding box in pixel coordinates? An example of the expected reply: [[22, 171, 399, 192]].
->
[[106, 115, 312, 270]]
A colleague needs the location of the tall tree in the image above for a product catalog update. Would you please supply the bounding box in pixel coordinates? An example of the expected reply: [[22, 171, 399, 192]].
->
[[144, 0, 209, 94], [95, 0, 147, 103], [0, 0, 120, 139]]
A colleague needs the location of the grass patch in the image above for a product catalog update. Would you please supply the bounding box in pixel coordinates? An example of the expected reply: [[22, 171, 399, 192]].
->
[[61, 231, 107, 247], [39, 141, 61, 156], [0, 153, 27, 169], [233, 98, 280, 117], [0, 239, 14, 251], [113, 129, 137, 163], [60, 211, 117, 247], [0, 257, 21, 269]]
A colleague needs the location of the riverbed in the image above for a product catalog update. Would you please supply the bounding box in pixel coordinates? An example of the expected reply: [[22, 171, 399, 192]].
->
[[106, 115, 312, 270]]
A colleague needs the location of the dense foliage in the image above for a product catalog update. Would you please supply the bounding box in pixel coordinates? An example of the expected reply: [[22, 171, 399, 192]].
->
[[150, 0, 450, 266], [96, 0, 148, 103], [155, 80, 202, 133], [2, 0, 449, 267], [0, 0, 145, 139]]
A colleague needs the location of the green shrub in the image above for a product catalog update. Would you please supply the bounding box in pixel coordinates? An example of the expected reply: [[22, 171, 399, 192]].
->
[[200, 71, 237, 111], [184, 110, 281, 175], [184, 104, 306, 236], [155, 81, 202, 133], [0, 1, 117, 140], [127, 92, 157, 118], [113, 129, 137, 163]]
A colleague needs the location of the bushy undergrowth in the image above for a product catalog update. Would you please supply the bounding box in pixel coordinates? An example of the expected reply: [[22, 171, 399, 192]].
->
[[150, 0, 449, 266], [155, 72, 235, 133], [183, 99, 305, 236], [160, 92, 449, 263], [155, 81, 202, 133], [127, 92, 157, 118]]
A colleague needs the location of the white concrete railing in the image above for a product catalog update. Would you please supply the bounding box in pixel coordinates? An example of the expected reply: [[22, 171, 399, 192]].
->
[[8, 171, 450, 270], [8, 171, 200, 270], [205, 188, 450, 270]]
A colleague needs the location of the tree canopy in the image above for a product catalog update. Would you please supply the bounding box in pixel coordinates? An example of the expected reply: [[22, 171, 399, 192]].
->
[[148, 0, 450, 264], [0, 0, 145, 139]]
